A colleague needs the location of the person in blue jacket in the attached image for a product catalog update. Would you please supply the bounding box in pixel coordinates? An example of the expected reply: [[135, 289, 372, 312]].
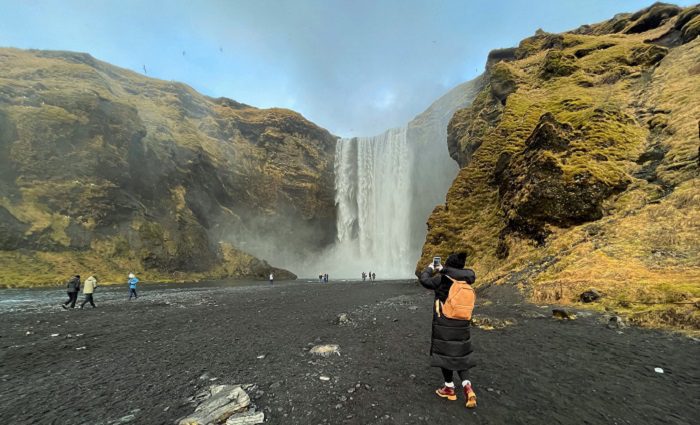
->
[[128, 273, 139, 300]]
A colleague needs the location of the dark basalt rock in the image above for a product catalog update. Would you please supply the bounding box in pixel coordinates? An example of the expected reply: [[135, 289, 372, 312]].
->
[[541, 50, 578, 79], [625, 3, 681, 34], [489, 63, 518, 105], [523, 113, 572, 152], [580, 289, 602, 303], [499, 114, 628, 241]]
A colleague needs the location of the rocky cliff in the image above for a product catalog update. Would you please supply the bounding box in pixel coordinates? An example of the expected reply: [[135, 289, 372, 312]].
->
[[0, 48, 338, 286], [419, 3, 700, 330]]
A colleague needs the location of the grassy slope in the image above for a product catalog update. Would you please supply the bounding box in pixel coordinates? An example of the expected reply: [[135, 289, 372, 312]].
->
[[419, 4, 700, 332], [0, 49, 336, 287]]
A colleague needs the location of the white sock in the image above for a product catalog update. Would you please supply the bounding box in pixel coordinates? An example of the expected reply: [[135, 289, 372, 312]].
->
[[445, 382, 455, 388], [462, 380, 471, 387]]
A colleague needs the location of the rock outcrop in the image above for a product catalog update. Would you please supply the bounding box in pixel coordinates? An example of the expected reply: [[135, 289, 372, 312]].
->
[[0, 48, 337, 285], [419, 3, 700, 330]]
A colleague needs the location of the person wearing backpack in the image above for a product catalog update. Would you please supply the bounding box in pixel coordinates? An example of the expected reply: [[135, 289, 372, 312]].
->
[[419, 252, 477, 409]]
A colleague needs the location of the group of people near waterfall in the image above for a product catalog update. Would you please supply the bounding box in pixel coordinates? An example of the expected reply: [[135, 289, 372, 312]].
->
[[361, 271, 376, 281], [318, 273, 329, 283], [60, 272, 140, 309]]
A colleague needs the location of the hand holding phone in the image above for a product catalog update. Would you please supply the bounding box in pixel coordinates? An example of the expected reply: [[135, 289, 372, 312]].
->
[[433, 256, 441, 267]]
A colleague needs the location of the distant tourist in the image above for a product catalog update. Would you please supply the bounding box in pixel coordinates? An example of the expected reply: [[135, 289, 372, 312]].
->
[[269, 272, 274, 285], [368, 271, 373, 282], [128, 273, 139, 300], [419, 252, 477, 409], [371, 272, 376, 281], [362, 272, 366, 281], [324, 273, 329, 283], [80, 275, 98, 309], [319, 273, 323, 283], [61, 275, 81, 309]]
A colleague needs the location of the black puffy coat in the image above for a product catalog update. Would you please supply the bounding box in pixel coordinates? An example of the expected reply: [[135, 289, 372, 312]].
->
[[419, 266, 476, 371], [66, 276, 81, 293]]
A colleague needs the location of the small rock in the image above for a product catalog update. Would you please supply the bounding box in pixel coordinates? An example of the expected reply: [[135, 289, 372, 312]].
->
[[319, 376, 331, 381], [25, 331, 32, 335], [225, 411, 264, 425], [309, 344, 340, 357], [552, 309, 576, 320], [654, 367, 664, 374], [163, 406, 170, 412], [76, 346, 87, 350], [607, 315, 627, 329], [114, 414, 136, 424], [408, 306, 418, 311], [51, 333, 60, 337], [580, 289, 601, 303], [347, 388, 355, 393], [256, 354, 266, 359], [336, 313, 351, 325]]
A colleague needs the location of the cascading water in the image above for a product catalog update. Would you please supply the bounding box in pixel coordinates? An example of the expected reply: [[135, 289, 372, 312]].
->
[[311, 75, 483, 280], [331, 127, 414, 278]]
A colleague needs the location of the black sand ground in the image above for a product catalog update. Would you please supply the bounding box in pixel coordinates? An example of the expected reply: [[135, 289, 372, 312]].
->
[[1, 280, 698, 425]]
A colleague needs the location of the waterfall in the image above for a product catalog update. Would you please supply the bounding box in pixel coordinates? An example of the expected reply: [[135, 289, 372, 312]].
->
[[331, 127, 414, 278]]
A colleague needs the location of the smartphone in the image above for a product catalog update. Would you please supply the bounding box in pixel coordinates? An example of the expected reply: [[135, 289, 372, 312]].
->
[[433, 256, 441, 267]]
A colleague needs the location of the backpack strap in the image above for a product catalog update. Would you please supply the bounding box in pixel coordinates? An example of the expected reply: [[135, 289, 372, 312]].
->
[[434, 299, 442, 317]]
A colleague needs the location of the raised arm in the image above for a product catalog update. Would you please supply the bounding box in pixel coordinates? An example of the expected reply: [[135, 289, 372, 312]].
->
[[419, 266, 442, 290]]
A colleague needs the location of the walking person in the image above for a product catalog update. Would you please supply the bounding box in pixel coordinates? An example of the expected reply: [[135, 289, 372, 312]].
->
[[362, 272, 366, 281], [269, 272, 274, 285], [128, 273, 139, 300], [80, 275, 98, 309], [319, 273, 323, 283], [323, 273, 328, 283], [419, 252, 478, 409], [371, 272, 376, 282], [61, 275, 81, 309]]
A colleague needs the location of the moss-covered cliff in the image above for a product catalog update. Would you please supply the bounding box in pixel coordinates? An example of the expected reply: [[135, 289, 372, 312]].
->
[[419, 3, 700, 331], [0, 48, 338, 286]]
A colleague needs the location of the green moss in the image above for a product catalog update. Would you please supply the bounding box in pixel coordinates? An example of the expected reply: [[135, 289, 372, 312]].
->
[[541, 50, 578, 79]]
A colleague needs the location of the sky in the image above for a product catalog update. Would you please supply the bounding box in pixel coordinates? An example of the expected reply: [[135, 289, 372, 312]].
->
[[0, 0, 696, 137]]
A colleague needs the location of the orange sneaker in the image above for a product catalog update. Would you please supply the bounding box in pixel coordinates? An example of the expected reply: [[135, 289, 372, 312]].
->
[[464, 384, 477, 408], [436, 385, 457, 401]]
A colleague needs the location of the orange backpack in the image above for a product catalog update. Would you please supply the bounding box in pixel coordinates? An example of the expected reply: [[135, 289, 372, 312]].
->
[[435, 275, 476, 320]]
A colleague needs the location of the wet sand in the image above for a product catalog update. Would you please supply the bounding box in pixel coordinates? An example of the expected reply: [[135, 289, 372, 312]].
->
[[0, 280, 698, 424]]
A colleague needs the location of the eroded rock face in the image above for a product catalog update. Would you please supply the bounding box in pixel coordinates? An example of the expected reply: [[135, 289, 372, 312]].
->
[[418, 3, 700, 328], [498, 113, 628, 241], [0, 48, 335, 284]]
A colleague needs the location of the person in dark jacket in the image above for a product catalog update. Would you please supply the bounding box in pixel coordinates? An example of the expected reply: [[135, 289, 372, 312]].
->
[[61, 275, 81, 309], [419, 252, 477, 408]]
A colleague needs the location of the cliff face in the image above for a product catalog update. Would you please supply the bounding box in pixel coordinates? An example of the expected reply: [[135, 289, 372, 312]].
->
[[420, 3, 700, 330], [406, 75, 485, 258], [0, 48, 337, 285]]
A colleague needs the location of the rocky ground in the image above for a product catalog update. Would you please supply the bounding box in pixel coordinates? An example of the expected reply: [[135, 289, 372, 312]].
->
[[0, 280, 698, 424]]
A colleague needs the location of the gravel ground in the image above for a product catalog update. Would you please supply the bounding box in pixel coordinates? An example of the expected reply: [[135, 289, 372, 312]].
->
[[1, 280, 698, 425]]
